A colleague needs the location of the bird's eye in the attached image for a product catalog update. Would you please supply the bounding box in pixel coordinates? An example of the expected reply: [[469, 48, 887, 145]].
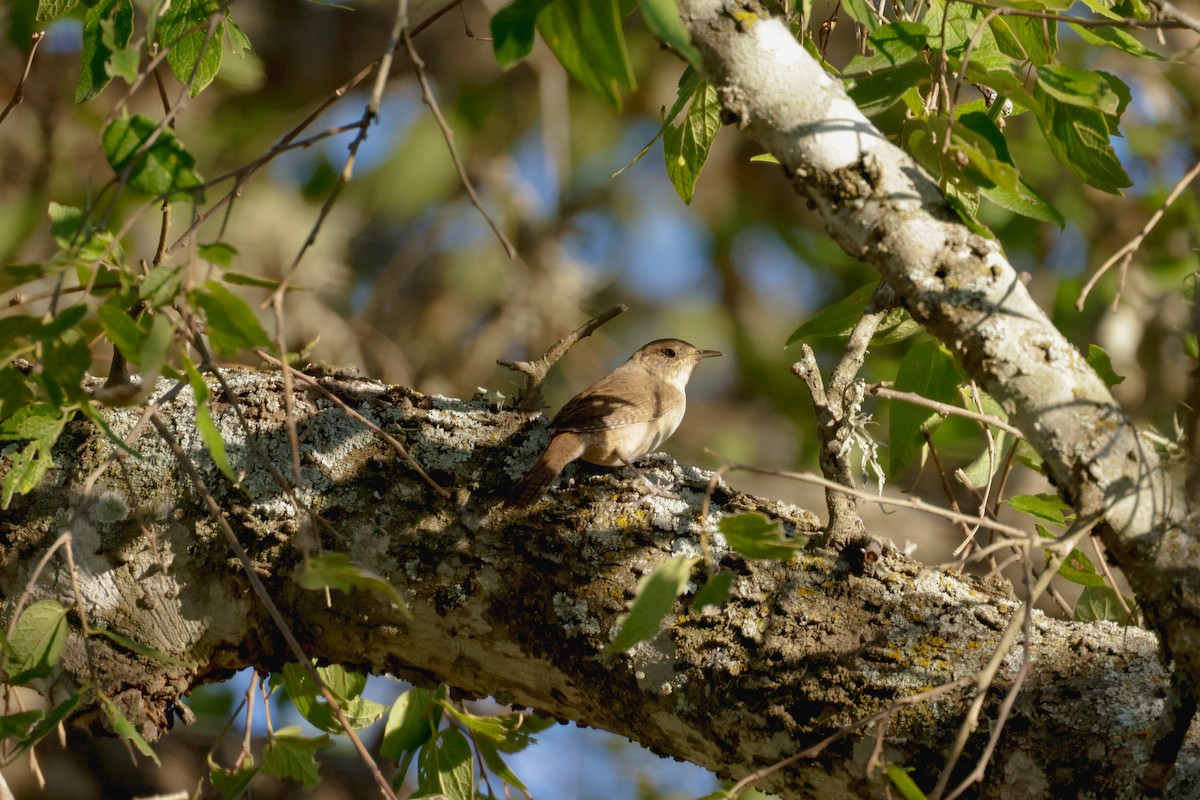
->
[[663, 347, 677, 358]]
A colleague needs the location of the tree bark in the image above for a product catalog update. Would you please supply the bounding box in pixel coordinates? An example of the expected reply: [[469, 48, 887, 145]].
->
[[1, 367, 1196, 798]]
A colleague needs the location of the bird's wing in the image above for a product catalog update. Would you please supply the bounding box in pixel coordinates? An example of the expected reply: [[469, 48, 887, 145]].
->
[[551, 374, 681, 433]]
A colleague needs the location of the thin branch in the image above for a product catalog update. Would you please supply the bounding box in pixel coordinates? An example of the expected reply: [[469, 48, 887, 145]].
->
[[496, 304, 629, 412], [709, 455, 1036, 541], [955, 0, 1190, 28], [1077, 158, 1200, 311], [728, 676, 976, 798], [869, 384, 1025, 438], [0, 32, 44, 127], [399, 0, 518, 260]]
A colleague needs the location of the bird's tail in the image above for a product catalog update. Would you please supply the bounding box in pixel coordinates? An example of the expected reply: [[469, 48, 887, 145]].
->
[[507, 434, 581, 507]]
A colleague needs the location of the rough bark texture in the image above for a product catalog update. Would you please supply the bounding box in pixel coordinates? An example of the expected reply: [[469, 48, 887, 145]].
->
[[1, 367, 1197, 798], [675, 0, 1197, 778]]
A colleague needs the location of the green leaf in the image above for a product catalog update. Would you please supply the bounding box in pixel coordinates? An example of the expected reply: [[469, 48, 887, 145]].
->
[[441, 702, 510, 740], [538, 0, 636, 110], [195, 405, 236, 482], [639, 0, 701, 66], [220, 272, 307, 291], [1, 406, 68, 509], [887, 341, 965, 477], [1007, 493, 1070, 527], [415, 728, 474, 800], [76, 0, 135, 103], [958, 390, 1016, 488], [36, 0, 78, 22], [1006, 15, 1056, 65], [35, 303, 88, 342], [208, 753, 260, 799], [845, 22, 929, 72], [103, 16, 141, 84], [492, 712, 554, 754], [1074, 584, 1135, 625], [614, 66, 700, 177], [198, 241, 237, 268], [295, 553, 410, 615], [1035, 64, 1120, 113], [0, 402, 67, 443], [190, 279, 272, 354], [47, 202, 117, 262], [1069, 22, 1166, 60], [787, 283, 880, 344], [17, 691, 83, 754], [0, 711, 43, 740], [101, 693, 161, 764], [693, 569, 734, 610], [871, 309, 923, 345], [381, 687, 439, 763], [0, 367, 34, 424], [1033, 87, 1131, 195], [4, 600, 69, 684], [263, 726, 330, 788], [138, 311, 171, 381], [980, 179, 1065, 227], [718, 512, 801, 559], [663, 79, 722, 204], [842, 0, 879, 29], [0, 264, 53, 296], [886, 764, 930, 800], [140, 265, 183, 308], [278, 663, 386, 733], [1086, 343, 1125, 386], [476, 736, 530, 795], [91, 627, 191, 666], [1049, 540, 1106, 588], [102, 114, 204, 198], [604, 554, 699, 654], [848, 61, 931, 114], [158, 0, 224, 96], [922, 0, 995, 55], [491, 0, 553, 66], [98, 301, 147, 363]]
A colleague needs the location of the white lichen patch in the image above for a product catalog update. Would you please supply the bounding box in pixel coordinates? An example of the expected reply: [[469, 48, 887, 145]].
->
[[553, 592, 601, 636], [92, 490, 130, 523]]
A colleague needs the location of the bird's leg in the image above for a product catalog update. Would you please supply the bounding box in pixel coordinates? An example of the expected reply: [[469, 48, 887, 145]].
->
[[620, 457, 679, 502]]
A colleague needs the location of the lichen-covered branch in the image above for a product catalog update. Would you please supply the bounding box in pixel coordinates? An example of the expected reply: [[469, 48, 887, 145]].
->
[[675, 0, 1194, 782], [0, 368, 1195, 796]]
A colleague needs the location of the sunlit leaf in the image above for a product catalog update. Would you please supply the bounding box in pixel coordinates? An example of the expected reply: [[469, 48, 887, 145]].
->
[[604, 554, 699, 654], [719, 513, 801, 559]]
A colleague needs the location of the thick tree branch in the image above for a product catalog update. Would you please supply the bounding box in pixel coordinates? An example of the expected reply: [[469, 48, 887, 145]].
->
[[1, 369, 1197, 797], [675, 0, 1193, 782]]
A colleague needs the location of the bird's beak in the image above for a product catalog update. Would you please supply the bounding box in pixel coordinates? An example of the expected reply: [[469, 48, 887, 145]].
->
[[696, 349, 723, 359]]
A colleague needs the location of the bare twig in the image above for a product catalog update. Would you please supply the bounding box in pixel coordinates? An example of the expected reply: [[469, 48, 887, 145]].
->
[[728, 676, 975, 798], [399, 0, 517, 260], [869, 384, 1025, 438], [955, 0, 1191, 28], [0, 32, 44, 127], [1077, 158, 1200, 311], [791, 283, 895, 541], [708, 455, 1037, 542], [496, 304, 629, 412]]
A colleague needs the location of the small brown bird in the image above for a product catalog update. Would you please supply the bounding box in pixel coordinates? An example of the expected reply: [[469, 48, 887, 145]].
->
[[508, 338, 722, 507]]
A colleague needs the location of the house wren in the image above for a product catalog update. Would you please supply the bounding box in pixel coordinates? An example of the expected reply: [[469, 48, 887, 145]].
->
[[508, 338, 722, 507]]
